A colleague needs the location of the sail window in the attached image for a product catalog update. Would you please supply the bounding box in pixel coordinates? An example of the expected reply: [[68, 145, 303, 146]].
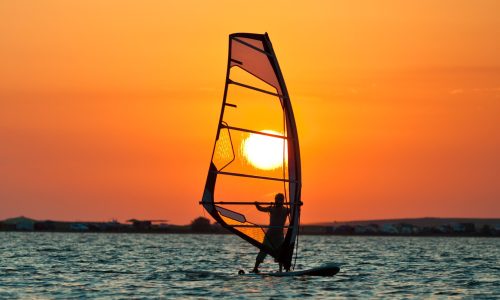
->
[[215, 206, 246, 223]]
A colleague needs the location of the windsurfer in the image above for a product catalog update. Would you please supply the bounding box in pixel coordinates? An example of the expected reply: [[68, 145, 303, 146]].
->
[[252, 193, 289, 273]]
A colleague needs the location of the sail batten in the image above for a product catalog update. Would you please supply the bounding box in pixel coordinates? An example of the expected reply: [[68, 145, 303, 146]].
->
[[232, 37, 274, 57], [230, 225, 294, 228], [220, 124, 287, 139], [201, 33, 301, 271], [200, 201, 293, 205], [215, 170, 296, 183], [228, 80, 284, 98]]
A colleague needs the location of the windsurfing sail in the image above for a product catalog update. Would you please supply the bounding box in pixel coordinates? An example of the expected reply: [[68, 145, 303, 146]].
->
[[200, 33, 301, 271]]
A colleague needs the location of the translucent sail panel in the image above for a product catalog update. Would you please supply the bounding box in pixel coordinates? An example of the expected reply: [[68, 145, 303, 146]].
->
[[219, 213, 266, 244], [214, 175, 291, 223], [229, 66, 277, 96], [212, 127, 289, 180], [230, 37, 282, 94], [224, 69, 284, 133], [213, 175, 292, 249], [212, 127, 234, 171]]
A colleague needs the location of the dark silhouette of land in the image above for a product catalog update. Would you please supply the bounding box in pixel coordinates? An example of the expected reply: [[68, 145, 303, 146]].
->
[[1, 216, 499, 237]]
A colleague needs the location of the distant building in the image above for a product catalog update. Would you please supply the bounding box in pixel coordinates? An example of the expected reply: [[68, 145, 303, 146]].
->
[[448, 223, 474, 233], [95, 220, 123, 231], [380, 224, 398, 234], [129, 219, 151, 230], [353, 225, 364, 234], [399, 223, 419, 234], [494, 224, 500, 234], [158, 223, 169, 229], [450, 223, 465, 233], [34, 220, 56, 231], [334, 225, 354, 234], [354, 225, 378, 234], [127, 219, 169, 230], [365, 224, 379, 234], [301, 226, 327, 234], [3, 216, 36, 231], [70, 223, 89, 231], [435, 225, 450, 234], [461, 223, 476, 233], [325, 226, 336, 234]]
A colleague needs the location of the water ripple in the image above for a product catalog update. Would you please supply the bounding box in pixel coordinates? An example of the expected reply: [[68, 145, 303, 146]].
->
[[0, 233, 498, 298]]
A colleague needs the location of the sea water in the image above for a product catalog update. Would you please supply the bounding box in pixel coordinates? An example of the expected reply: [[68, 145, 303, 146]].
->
[[0, 232, 498, 299]]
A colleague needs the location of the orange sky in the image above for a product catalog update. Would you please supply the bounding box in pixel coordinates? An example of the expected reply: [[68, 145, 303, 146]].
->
[[1, 1, 499, 224]]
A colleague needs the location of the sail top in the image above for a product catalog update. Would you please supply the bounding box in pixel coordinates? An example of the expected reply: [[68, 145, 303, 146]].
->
[[229, 33, 283, 95]]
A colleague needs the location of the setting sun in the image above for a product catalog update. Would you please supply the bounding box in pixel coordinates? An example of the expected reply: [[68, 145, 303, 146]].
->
[[242, 130, 287, 170]]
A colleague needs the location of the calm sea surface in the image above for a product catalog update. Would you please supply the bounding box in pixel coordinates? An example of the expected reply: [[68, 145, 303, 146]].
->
[[0, 233, 498, 299]]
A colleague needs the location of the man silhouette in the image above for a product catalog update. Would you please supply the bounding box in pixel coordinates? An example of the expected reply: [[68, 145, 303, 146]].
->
[[252, 193, 289, 273]]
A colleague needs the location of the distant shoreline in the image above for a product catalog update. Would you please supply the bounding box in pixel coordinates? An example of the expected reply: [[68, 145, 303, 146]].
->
[[1, 216, 499, 237], [1, 229, 499, 238]]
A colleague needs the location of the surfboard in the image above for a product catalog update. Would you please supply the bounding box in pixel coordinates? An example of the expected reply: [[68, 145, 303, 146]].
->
[[239, 264, 340, 277]]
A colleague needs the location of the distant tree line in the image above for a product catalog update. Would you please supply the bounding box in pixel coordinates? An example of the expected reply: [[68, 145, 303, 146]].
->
[[2, 216, 499, 236]]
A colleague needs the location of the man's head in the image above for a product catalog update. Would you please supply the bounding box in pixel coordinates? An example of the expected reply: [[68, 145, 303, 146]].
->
[[275, 193, 285, 207]]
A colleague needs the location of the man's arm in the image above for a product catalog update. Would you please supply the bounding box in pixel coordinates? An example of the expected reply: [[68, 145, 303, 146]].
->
[[255, 202, 272, 212]]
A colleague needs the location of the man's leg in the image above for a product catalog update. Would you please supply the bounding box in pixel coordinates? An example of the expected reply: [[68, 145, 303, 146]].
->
[[252, 250, 266, 273]]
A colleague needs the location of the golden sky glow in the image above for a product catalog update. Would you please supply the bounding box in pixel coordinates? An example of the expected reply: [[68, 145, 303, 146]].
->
[[1, 1, 499, 223]]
